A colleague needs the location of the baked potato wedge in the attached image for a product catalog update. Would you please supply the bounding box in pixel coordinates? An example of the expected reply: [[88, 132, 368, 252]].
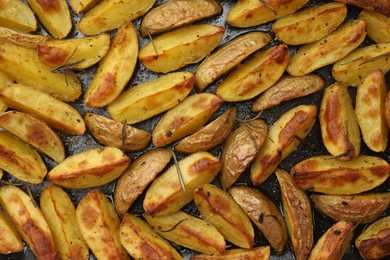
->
[[291, 155, 390, 195], [0, 209, 23, 254], [359, 10, 390, 44], [107, 72, 194, 124], [0, 70, 11, 114], [195, 31, 271, 92], [76, 190, 128, 260], [216, 44, 289, 102], [190, 247, 270, 260], [229, 186, 288, 254], [311, 193, 390, 224], [0, 26, 47, 49], [144, 210, 226, 255], [250, 104, 317, 185], [40, 185, 89, 260], [0, 0, 36, 32], [0, 185, 57, 260], [152, 93, 223, 147], [335, 0, 390, 16], [287, 20, 367, 76], [70, 0, 99, 13], [139, 24, 225, 73]]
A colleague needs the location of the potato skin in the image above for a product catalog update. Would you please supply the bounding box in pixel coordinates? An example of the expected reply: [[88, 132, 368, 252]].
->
[[335, 0, 390, 16], [0, 209, 23, 254], [0, 27, 48, 49], [359, 10, 390, 44], [190, 246, 271, 260]]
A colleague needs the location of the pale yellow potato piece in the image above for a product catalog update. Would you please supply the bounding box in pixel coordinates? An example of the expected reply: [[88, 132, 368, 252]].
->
[[335, 0, 390, 16], [359, 10, 390, 43], [287, 20, 367, 76], [0, 209, 23, 254], [70, 0, 100, 13], [108, 72, 194, 124], [0, 26, 47, 49], [40, 185, 89, 260], [190, 247, 270, 260], [48, 146, 130, 189], [139, 24, 225, 73], [0, 0, 36, 32], [0, 70, 11, 114]]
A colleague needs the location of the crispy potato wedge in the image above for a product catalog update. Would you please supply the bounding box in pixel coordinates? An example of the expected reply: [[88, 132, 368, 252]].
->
[[309, 220, 354, 260], [0, 26, 47, 49], [0, 185, 57, 260], [252, 74, 325, 112], [190, 246, 271, 260], [320, 82, 360, 160], [76, 190, 128, 260], [152, 93, 223, 147], [250, 105, 317, 185], [385, 90, 390, 129], [40, 185, 89, 260], [70, 0, 99, 13], [230, 186, 288, 254], [0, 0, 36, 32], [359, 10, 390, 44], [332, 43, 390, 87], [120, 214, 182, 260], [0, 130, 46, 184], [195, 31, 271, 92], [143, 151, 221, 216], [355, 216, 390, 260], [335, 0, 390, 16], [276, 169, 313, 260], [291, 155, 390, 195], [140, 0, 222, 37], [0, 83, 85, 135], [0, 209, 23, 254], [311, 193, 390, 224], [216, 44, 289, 102], [287, 20, 367, 76], [26, 0, 71, 39], [0, 70, 11, 114], [84, 113, 151, 152], [48, 146, 130, 189], [220, 119, 268, 189], [139, 24, 225, 73], [227, 0, 308, 28], [144, 211, 226, 254], [114, 149, 172, 216], [107, 72, 194, 124], [175, 107, 237, 154]]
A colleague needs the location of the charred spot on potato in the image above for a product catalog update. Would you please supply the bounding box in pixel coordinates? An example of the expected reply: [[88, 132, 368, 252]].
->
[[259, 213, 264, 223]]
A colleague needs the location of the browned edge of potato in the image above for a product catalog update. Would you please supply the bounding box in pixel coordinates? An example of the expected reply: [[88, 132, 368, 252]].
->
[[0, 209, 23, 255], [190, 246, 271, 260], [335, 0, 390, 16], [358, 10, 390, 43]]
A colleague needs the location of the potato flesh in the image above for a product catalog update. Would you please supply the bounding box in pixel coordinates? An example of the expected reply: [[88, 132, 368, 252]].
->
[[0, 209, 23, 254], [359, 10, 390, 44], [0, 0, 37, 32], [0, 26, 47, 49], [335, 0, 390, 16], [190, 246, 271, 260], [0, 70, 11, 113], [70, 0, 100, 13]]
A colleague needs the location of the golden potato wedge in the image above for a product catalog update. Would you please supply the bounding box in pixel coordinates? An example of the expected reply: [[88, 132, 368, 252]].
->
[[0, 209, 23, 254], [227, 0, 308, 28], [0, 185, 57, 260], [190, 246, 271, 260], [140, 0, 222, 37], [275, 169, 313, 260], [40, 185, 89, 260], [0, 130, 46, 184], [385, 90, 390, 129], [309, 220, 354, 260], [77, 0, 156, 35], [175, 107, 237, 154], [291, 155, 390, 195], [84, 22, 138, 108], [0, 83, 85, 135], [216, 44, 289, 102], [250, 104, 317, 185], [311, 193, 390, 224], [120, 214, 182, 260], [114, 149, 172, 216], [152, 93, 223, 147], [332, 43, 390, 87], [143, 151, 221, 216], [84, 112, 151, 152], [195, 31, 271, 92], [272, 3, 347, 45], [107, 72, 194, 124], [355, 216, 390, 260], [70, 0, 99, 13], [320, 82, 360, 160], [287, 20, 367, 76], [0, 26, 47, 49], [0, 70, 11, 114], [252, 74, 325, 112], [229, 186, 288, 254], [139, 24, 225, 73], [359, 10, 390, 44], [220, 119, 267, 189], [144, 210, 226, 254], [0, 0, 36, 32], [76, 190, 128, 260], [335, 0, 390, 16], [48, 146, 130, 189], [0, 168, 2, 179], [26, 0, 71, 39]]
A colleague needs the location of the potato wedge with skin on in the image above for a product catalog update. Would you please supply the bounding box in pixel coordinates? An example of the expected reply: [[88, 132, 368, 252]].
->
[[0, 26, 47, 49], [195, 31, 272, 92], [144, 211, 226, 255], [250, 104, 317, 185], [115, 149, 172, 216], [0, 185, 57, 260], [291, 155, 390, 195], [139, 24, 225, 74], [335, 0, 390, 16], [287, 20, 367, 76], [190, 246, 271, 260], [70, 0, 100, 13], [359, 10, 390, 44], [0, 209, 23, 254], [120, 214, 182, 260], [216, 44, 290, 102], [0, 70, 11, 114], [143, 151, 221, 216], [107, 72, 194, 124], [40, 185, 89, 260], [0, 0, 36, 32]]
